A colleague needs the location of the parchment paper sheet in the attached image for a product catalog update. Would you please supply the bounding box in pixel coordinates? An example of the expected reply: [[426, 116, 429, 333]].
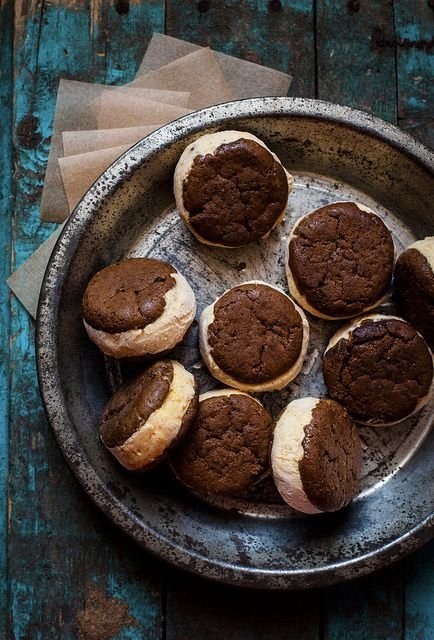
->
[[10, 35, 293, 317], [137, 33, 292, 99], [62, 125, 160, 155]]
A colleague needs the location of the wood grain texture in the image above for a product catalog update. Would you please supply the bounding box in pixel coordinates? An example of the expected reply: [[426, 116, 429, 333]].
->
[[316, 0, 397, 122], [0, 1, 14, 637], [325, 564, 404, 640], [9, 0, 164, 637], [4, 0, 434, 637], [165, 571, 321, 640], [165, 0, 315, 97], [394, 0, 434, 119]]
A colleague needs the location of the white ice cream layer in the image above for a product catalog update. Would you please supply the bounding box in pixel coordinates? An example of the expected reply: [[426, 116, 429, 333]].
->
[[405, 236, 434, 271], [286, 202, 392, 319], [199, 388, 264, 407], [84, 271, 196, 359], [271, 397, 322, 514], [109, 360, 196, 471], [199, 280, 309, 392], [173, 130, 293, 248]]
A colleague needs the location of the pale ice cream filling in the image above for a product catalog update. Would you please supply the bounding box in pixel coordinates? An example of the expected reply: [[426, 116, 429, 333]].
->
[[199, 388, 264, 406], [84, 271, 196, 358], [108, 361, 196, 471], [404, 236, 434, 271], [271, 397, 322, 515]]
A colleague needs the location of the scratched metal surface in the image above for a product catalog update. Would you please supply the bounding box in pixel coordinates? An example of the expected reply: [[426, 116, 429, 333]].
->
[[37, 98, 434, 590], [2, 0, 434, 638], [125, 171, 429, 516]]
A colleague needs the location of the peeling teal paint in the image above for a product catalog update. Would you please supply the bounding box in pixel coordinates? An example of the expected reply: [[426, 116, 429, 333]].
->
[[8, 1, 164, 638], [316, 0, 397, 122], [166, 0, 315, 97], [0, 0, 14, 637], [394, 0, 434, 119], [3, 0, 434, 637]]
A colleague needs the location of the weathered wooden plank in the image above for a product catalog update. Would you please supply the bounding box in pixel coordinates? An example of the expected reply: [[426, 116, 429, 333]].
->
[[404, 541, 434, 640], [316, 0, 397, 122], [394, 0, 434, 119], [0, 1, 14, 638], [165, 571, 321, 640], [325, 564, 404, 640], [165, 0, 316, 97], [9, 0, 164, 637]]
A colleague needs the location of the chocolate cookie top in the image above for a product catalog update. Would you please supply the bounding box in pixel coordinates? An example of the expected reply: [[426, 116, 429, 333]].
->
[[83, 258, 176, 333], [394, 248, 434, 350], [323, 317, 433, 424], [208, 283, 304, 384], [288, 202, 394, 317], [299, 399, 362, 511], [171, 392, 274, 495], [100, 360, 174, 448], [182, 138, 288, 246]]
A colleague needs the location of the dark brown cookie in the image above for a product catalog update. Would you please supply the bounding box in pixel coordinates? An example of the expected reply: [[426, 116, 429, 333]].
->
[[176, 386, 200, 444], [299, 399, 362, 512], [171, 392, 274, 495], [182, 138, 288, 246], [207, 283, 304, 384], [323, 317, 433, 425], [100, 360, 174, 448], [394, 246, 434, 350], [83, 258, 176, 333], [288, 202, 394, 317]]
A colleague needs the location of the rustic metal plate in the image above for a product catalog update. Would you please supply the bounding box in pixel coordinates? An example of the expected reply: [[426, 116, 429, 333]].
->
[[37, 98, 434, 589]]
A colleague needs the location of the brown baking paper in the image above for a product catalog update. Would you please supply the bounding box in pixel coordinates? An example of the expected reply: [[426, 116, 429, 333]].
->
[[95, 90, 190, 129], [56, 48, 233, 216], [62, 125, 160, 156], [6, 224, 64, 319], [11, 35, 294, 318], [128, 47, 233, 109], [40, 80, 191, 222], [58, 145, 131, 212], [137, 33, 292, 99]]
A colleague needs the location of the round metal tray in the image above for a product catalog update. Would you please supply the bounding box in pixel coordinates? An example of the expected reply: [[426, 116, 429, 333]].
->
[[37, 98, 434, 589]]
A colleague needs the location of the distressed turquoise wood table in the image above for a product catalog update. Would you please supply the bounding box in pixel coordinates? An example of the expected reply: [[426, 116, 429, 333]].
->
[[1, 1, 433, 638]]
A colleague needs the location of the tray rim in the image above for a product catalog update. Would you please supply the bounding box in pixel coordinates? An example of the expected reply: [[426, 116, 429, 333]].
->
[[36, 97, 434, 589]]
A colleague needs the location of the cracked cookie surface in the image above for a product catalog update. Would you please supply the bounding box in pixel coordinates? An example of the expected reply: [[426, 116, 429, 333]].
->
[[171, 392, 273, 495], [394, 248, 434, 350], [299, 399, 362, 511], [323, 317, 433, 424], [208, 283, 304, 384], [100, 360, 174, 448], [182, 138, 288, 246], [288, 202, 394, 317], [83, 258, 176, 333]]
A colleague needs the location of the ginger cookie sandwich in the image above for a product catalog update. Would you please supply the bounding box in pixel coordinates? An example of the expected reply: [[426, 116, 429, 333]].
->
[[286, 201, 394, 319], [174, 130, 293, 247], [82, 257, 196, 359]]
